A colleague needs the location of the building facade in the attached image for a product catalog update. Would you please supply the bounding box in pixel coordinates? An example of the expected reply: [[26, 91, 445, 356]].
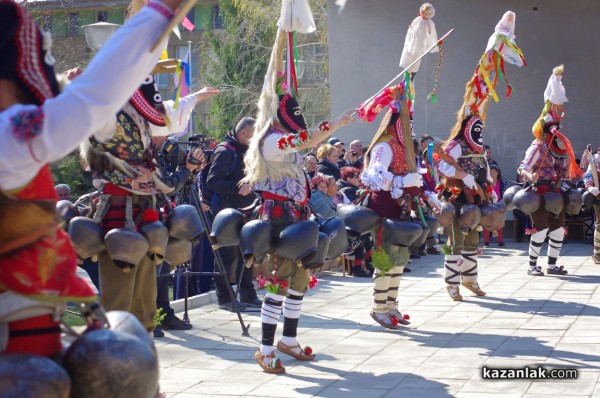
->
[[327, 0, 600, 177]]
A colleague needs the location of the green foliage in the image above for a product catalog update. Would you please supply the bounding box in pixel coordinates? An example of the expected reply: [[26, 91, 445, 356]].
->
[[50, 150, 94, 200], [200, 0, 330, 139], [372, 248, 394, 276], [154, 308, 166, 327]]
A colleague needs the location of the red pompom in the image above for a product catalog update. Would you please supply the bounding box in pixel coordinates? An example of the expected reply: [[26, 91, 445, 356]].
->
[[435, 183, 445, 192], [304, 346, 313, 355], [403, 314, 410, 320], [391, 317, 400, 326], [143, 209, 159, 223], [486, 185, 494, 193], [451, 187, 461, 195]]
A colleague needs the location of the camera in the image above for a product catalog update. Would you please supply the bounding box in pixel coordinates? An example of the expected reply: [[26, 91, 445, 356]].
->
[[160, 135, 214, 171], [351, 150, 357, 156]]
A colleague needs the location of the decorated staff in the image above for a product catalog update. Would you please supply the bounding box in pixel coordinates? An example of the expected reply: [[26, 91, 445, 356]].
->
[[234, 0, 353, 374], [435, 11, 525, 301], [517, 65, 581, 276], [398, 2, 441, 119]]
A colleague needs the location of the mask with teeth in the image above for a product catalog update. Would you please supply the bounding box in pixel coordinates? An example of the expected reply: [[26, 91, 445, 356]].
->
[[463, 116, 484, 153]]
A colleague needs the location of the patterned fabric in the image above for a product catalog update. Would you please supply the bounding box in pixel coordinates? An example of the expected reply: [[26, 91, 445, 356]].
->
[[387, 135, 408, 175], [91, 105, 159, 195], [10, 107, 44, 142], [454, 138, 487, 179], [530, 141, 567, 181], [0, 166, 95, 301]]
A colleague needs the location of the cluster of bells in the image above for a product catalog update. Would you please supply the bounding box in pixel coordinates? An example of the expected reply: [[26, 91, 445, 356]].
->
[[0, 310, 160, 397], [57, 201, 204, 271], [503, 184, 588, 217]]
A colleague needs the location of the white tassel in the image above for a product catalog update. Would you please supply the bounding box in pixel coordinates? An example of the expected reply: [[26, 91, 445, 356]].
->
[[277, 0, 316, 34], [41, 30, 56, 66]]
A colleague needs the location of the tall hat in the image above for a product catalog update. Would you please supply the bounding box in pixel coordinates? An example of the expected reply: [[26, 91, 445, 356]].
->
[[532, 65, 580, 179], [242, 0, 318, 186], [458, 11, 525, 122], [258, 0, 316, 134], [0, 1, 60, 105]]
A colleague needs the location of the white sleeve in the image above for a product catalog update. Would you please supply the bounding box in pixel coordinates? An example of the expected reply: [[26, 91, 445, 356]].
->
[[519, 142, 540, 172], [0, 4, 172, 190], [361, 142, 394, 191], [437, 142, 462, 177], [159, 94, 198, 137]]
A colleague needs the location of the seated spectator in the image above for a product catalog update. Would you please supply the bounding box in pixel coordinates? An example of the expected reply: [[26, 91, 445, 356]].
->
[[309, 175, 336, 218], [337, 166, 361, 203], [316, 144, 341, 180], [327, 174, 349, 205], [55, 183, 71, 201], [304, 155, 318, 179]]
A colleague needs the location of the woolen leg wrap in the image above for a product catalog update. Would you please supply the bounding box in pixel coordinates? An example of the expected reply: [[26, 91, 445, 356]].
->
[[595, 229, 600, 255], [386, 265, 404, 308], [444, 254, 461, 286], [261, 292, 283, 346], [547, 227, 564, 264], [282, 289, 303, 338], [460, 250, 478, 283], [373, 271, 391, 312], [529, 228, 548, 267]]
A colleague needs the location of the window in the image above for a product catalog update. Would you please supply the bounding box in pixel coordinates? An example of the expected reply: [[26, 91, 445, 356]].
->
[[42, 14, 52, 32], [212, 6, 223, 29], [68, 12, 80, 36], [97, 11, 107, 22]]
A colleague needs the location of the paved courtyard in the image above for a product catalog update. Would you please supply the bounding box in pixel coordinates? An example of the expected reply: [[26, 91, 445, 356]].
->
[[155, 242, 600, 398]]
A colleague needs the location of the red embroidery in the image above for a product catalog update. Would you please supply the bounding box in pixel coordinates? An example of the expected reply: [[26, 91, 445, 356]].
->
[[11, 107, 44, 142]]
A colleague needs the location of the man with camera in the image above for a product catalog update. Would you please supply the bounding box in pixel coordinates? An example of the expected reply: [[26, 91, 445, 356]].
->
[[152, 135, 208, 337], [207, 117, 261, 311]]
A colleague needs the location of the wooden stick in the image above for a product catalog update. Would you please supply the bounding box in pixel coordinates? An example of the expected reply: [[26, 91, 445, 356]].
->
[[352, 28, 455, 116], [151, 0, 198, 52]]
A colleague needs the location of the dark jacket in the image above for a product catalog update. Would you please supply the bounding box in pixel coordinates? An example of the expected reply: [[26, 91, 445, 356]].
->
[[316, 159, 341, 180], [336, 179, 359, 202], [206, 131, 256, 211]]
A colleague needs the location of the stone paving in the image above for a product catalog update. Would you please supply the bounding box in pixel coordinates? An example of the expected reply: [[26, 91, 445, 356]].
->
[[155, 242, 600, 398]]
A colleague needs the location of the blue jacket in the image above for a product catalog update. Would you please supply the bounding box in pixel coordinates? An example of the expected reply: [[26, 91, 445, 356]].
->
[[309, 189, 336, 218]]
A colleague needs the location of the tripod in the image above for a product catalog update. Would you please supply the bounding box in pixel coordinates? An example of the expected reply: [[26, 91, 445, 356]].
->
[[175, 179, 250, 336]]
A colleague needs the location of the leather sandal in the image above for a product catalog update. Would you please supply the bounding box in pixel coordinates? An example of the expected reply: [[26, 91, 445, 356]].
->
[[461, 281, 486, 296], [446, 285, 463, 301], [276, 340, 316, 361], [370, 311, 399, 329], [254, 350, 285, 374], [387, 308, 410, 325]]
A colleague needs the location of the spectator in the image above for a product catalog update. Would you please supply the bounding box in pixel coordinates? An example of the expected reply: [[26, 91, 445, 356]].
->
[[55, 184, 71, 201], [483, 164, 506, 247], [326, 174, 349, 205], [337, 166, 361, 202], [309, 175, 336, 218], [316, 144, 341, 180], [303, 155, 318, 179], [338, 139, 364, 169], [484, 144, 500, 171], [151, 135, 207, 337], [206, 117, 261, 311]]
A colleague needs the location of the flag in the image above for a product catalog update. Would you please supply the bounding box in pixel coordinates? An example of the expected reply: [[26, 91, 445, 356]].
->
[[182, 16, 195, 32]]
